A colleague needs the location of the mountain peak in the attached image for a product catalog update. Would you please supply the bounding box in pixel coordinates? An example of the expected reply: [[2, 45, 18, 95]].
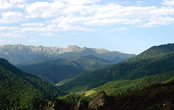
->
[[67, 45, 81, 49], [95, 48, 110, 54], [66, 45, 82, 52]]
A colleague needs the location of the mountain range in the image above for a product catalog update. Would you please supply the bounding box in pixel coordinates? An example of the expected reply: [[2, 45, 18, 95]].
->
[[0, 44, 135, 83], [0, 44, 135, 65]]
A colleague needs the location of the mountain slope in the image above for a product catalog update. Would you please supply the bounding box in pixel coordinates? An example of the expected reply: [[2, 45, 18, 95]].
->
[[84, 72, 174, 97], [135, 43, 174, 59], [0, 58, 63, 109], [58, 43, 174, 92], [17, 55, 113, 83], [0, 44, 135, 64]]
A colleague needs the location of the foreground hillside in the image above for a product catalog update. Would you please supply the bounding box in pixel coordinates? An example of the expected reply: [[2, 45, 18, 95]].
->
[[0, 58, 63, 109], [40, 77, 174, 110], [58, 43, 174, 92], [103, 78, 174, 110]]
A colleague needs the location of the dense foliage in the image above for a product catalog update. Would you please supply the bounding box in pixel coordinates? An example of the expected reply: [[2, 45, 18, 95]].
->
[[86, 72, 174, 97], [107, 77, 174, 110], [58, 93, 90, 105], [0, 58, 63, 110]]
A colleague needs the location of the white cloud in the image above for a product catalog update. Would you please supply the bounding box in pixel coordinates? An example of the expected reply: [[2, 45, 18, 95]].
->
[[0, 11, 24, 24], [0, 0, 13, 9], [25, 0, 98, 18], [49, 3, 174, 28], [9, 0, 25, 4], [26, 1, 65, 18], [0, 26, 20, 31], [0, 32, 22, 38], [21, 23, 45, 27], [0, 0, 26, 9], [56, 0, 100, 5], [141, 17, 174, 27], [1, 0, 174, 33], [163, 0, 174, 6]]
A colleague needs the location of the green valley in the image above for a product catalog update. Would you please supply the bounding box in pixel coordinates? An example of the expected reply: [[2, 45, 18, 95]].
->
[[17, 55, 114, 83]]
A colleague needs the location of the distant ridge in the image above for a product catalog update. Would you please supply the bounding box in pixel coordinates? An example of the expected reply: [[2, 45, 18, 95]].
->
[[0, 44, 135, 64]]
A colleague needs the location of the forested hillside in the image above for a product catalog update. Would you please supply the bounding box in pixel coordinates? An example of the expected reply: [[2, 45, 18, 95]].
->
[[0, 58, 63, 109]]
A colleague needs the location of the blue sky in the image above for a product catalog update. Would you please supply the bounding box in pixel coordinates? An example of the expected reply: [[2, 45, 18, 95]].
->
[[0, 0, 174, 54]]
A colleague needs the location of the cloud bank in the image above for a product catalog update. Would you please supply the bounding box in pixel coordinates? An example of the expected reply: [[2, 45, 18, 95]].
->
[[0, 0, 174, 37]]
